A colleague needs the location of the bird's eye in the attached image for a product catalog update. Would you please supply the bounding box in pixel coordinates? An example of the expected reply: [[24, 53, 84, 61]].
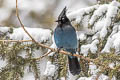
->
[[62, 17, 65, 20]]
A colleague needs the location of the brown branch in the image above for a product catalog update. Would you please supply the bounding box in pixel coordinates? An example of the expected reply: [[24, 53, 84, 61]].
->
[[16, 0, 34, 41], [0, 40, 32, 42], [16, 0, 54, 50], [15, 0, 94, 62], [33, 51, 52, 60]]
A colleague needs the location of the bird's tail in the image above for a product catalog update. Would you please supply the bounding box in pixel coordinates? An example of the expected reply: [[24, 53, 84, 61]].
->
[[68, 56, 81, 75], [66, 49, 81, 75]]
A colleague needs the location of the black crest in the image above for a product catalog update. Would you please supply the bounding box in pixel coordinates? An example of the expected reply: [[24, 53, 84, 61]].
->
[[56, 7, 69, 23]]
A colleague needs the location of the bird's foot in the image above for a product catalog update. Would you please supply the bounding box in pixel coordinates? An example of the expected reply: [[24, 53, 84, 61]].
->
[[56, 48, 61, 53], [56, 47, 63, 53], [71, 53, 74, 56]]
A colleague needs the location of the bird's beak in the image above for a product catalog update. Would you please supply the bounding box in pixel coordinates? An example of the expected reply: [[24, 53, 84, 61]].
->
[[55, 20, 61, 22], [55, 20, 58, 22]]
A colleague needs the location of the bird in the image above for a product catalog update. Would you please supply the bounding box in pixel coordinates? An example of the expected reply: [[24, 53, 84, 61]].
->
[[54, 7, 81, 75]]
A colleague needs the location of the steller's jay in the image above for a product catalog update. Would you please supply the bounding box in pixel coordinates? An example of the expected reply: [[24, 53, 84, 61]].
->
[[54, 7, 81, 75]]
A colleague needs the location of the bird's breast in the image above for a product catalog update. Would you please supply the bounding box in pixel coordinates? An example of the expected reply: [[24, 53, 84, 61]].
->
[[54, 25, 77, 49]]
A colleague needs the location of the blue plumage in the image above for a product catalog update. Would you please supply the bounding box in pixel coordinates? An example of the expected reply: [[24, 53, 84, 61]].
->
[[54, 24, 77, 49], [54, 7, 80, 75]]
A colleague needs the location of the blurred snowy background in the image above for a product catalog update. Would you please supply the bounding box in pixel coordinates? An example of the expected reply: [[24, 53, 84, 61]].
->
[[0, 0, 97, 29], [0, 0, 120, 80]]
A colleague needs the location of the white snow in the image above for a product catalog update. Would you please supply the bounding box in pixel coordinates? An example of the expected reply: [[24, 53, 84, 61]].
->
[[100, 3, 118, 39], [81, 44, 91, 56], [43, 61, 56, 76], [22, 72, 35, 80], [94, 19, 105, 32], [81, 15, 90, 28], [0, 27, 51, 80], [112, 31, 120, 52], [89, 62, 99, 75], [10, 27, 52, 43], [0, 27, 10, 33], [68, 5, 99, 23], [81, 39, 99, 56], [78, 74, 109, 80], [1, 0, 120, 80], [47, 43, 56, 56], [22, 66, 35, 80], [89, 4, 108, 26], [60, 77, 65, 80], [48, 36, 57, 56], [101, 37, 113, 53], [102, 25, 120, 53], [110, 0, 120, 7], [67, 70, 78, 80], [77, 31, 87, 41], [109, 63, 115, 69], [70, 1, 120, 79], [69, 0, 120, 55], [0, 58, 7, 70], [98, 74, 109, 80]]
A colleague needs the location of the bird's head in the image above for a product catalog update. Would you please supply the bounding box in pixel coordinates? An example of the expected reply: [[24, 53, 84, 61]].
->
[[56, 7, 70, 24]]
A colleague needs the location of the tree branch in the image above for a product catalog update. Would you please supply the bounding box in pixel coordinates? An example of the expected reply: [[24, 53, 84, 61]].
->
[[33, 51, 52, 60], [0, 40, 32, 42]]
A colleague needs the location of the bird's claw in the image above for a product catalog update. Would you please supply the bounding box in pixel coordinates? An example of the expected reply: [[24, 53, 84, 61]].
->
[[56, 48, 61, 53]]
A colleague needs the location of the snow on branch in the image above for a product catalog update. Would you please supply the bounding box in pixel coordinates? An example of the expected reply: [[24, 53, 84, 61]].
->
[[0, 0, 120, 80], [68, 1, 120, 54], [67, 1, 120, 79]]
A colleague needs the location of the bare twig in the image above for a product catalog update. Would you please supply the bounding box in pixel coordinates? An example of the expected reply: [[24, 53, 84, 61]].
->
[[0, 40, 32, 42], [16, 0, 34, 42], [16, 0, 54, 50], [33, 51, 52, 60]]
